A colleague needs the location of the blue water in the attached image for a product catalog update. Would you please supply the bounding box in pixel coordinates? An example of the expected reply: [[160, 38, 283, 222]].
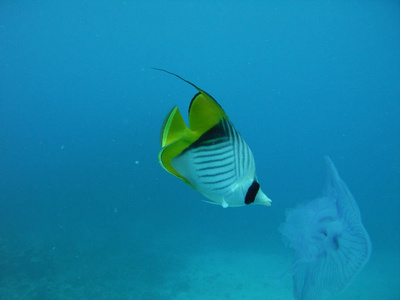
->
[[0, 1, 399, 299]]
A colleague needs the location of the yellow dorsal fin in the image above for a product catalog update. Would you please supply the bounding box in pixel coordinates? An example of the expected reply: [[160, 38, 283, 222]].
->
[[153, 68, 229, 134], [188, 92, 228, 133]]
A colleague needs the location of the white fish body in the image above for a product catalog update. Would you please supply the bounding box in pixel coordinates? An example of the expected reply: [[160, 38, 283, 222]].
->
[[171, 118, 270, 207]]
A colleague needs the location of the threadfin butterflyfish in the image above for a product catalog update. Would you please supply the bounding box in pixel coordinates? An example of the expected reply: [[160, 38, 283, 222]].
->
[[156, 68, 271, 208]]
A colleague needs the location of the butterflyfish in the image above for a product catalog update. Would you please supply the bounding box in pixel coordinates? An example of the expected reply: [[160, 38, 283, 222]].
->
[[156, 68, 271, 208]]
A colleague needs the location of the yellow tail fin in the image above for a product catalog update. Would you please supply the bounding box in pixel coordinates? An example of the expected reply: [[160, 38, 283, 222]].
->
[[159, 106, 196, 180], [160, 106, 188, 147]]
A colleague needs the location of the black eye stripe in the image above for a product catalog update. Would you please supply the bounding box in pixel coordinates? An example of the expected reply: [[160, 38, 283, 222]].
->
[[245, 181, 260, 205]]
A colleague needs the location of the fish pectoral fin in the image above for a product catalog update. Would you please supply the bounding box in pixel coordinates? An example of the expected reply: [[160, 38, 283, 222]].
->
[[188, 92, 228, 133], [202, 199, 219, 206], [221, 199, 229, 208]]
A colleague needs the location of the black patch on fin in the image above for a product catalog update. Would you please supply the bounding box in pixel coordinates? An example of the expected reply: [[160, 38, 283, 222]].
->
[[245, 181, 260, 204], [181, 120, 227, 155]]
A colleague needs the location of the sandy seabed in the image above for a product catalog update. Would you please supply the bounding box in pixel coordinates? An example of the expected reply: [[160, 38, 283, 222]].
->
[[0, 242, 399, 300]]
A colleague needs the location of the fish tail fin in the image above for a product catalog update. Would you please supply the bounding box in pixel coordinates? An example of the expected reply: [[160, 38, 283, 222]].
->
[[158, 106, 196, 180], [160, 106, 190, 147]]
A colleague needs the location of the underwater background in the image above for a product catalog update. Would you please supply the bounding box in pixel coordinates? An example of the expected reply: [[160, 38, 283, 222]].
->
[[0, 1, 399, 299]]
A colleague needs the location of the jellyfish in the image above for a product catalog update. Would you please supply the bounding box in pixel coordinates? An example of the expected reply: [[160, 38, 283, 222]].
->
[[279, 157, 372, 300]]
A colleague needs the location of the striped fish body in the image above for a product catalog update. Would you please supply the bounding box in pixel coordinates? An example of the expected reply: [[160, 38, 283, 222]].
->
[[172, 118, 265, 207], [157, 69, 271, 208]]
